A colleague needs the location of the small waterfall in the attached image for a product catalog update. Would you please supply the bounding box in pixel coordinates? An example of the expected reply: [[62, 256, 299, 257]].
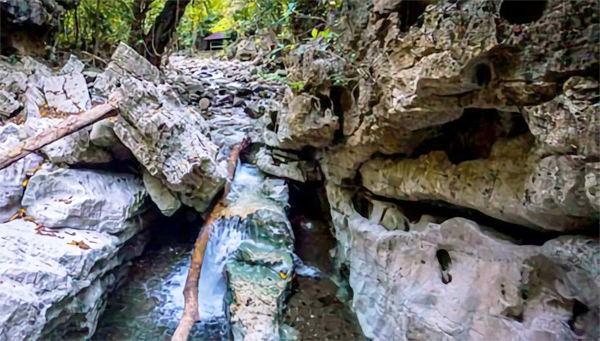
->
[[198, 162, 292, 321]]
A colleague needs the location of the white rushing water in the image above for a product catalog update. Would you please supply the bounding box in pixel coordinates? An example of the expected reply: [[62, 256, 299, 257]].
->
[[197, 162, 265, 318]]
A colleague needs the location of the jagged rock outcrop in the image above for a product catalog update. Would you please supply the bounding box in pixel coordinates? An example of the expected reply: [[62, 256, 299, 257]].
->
[[275, 92, 339, 148], [524, 77, 599, 158], [114, 75, 225, 213], [0, 0, 80, 55], [92, 42, 161, 101], [91, 44, 228, 214], [270, 1, 600, 339], [279, 0, 599, 230]]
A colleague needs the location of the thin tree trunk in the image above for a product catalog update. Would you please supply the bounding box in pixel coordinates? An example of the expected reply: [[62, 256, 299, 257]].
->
[[0, 93, 122, 171], [74, 7, 79, 49], [172, 144, 242, 341], [129, 0, 153, 55], [93, 0, 101, 60], [143, 0, 191, 66]]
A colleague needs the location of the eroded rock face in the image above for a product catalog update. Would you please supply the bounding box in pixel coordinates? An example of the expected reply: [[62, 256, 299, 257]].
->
[[275, 93, 339, 148], [349, 215, 599, 340], [266, 7, 599, 304], [524, 77, 599, 158], [360, 135, 597, 232]]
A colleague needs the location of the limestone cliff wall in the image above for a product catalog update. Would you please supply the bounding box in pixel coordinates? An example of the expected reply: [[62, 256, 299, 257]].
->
[[266, 0, 599, 339]]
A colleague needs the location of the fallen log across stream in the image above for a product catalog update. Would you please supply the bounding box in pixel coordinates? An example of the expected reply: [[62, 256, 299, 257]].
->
[[172, 143, 242, 341], [0, 91, 123, 171]]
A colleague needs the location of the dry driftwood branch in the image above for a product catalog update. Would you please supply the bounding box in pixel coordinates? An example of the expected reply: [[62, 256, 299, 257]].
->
[[0, 92, 123, 171], [172, 144, 242, 341]]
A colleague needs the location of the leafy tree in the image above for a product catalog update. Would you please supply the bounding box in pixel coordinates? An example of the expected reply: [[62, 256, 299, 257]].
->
[[56, 0, 336, 66]]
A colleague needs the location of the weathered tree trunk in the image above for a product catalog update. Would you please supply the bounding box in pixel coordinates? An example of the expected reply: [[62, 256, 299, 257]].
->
[[93, 0, 101, 58], [172, 144, 242, 341], [0, 93, 122, 171], [74, 8, 79, 49], [143, 0, 191, 66], [129, 0, 154, 55]]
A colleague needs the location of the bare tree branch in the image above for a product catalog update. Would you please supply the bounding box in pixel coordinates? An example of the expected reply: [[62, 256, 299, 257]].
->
[[172, 144, 242, 341], [0, 92, 123, 171]]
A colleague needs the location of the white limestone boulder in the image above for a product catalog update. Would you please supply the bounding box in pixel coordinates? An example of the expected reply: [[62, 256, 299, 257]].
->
[[347, 214, 599, 340], [59, 55, 85, 76], [21, 166, 147, 234], [43, 72, 91, 114], [142, 170, 181, 217], [21, 62, 112, 164], [0, 218, 148, 341], [256, 146, 307, 182], [0, 123, 43, 223], [114, 76, 225, 212], [92, 42, 160, 100]]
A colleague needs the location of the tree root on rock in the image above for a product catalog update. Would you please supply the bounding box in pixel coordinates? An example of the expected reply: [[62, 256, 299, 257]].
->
[[172, 143, 242, 341]]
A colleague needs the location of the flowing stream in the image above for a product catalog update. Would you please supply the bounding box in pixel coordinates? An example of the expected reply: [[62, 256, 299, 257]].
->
[[93, 164, 366, 340]]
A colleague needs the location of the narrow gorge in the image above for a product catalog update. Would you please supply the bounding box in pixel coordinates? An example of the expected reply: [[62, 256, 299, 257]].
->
[[0, 0, 598, 340]]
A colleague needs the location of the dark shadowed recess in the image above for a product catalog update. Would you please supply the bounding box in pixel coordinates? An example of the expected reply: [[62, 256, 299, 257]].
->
[[287, 179, 335, 272], [285, 180, 367, 340], [500, 0, 547, 25], [411, 108, 531, 164], [350, 189, 582, 246]]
